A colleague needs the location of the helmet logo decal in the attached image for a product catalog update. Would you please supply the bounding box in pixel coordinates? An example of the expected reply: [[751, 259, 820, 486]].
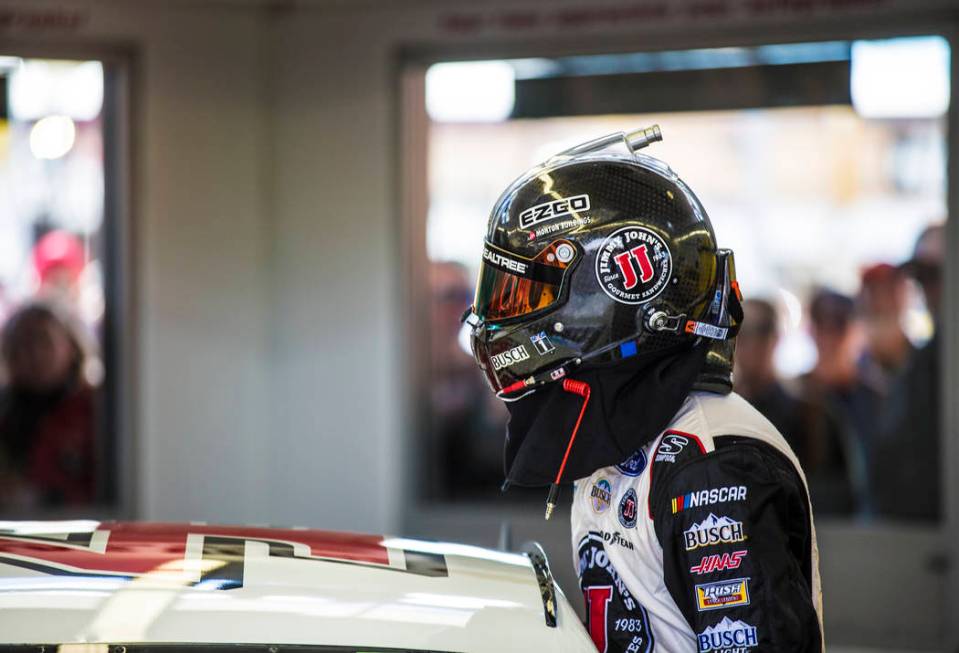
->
[[483, 244, 528, 275], [530, 331, 556, 355], [614, 245, 654, 289], [519, 194, 590, 229], [596, 227, 672, 304], [491, 344, 531, 371]]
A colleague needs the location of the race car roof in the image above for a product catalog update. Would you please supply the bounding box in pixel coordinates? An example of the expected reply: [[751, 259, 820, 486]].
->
[[0, 521, 594, 653]]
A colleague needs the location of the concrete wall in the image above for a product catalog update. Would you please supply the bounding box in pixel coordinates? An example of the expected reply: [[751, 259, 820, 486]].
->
[[0, 0, 273, 524]]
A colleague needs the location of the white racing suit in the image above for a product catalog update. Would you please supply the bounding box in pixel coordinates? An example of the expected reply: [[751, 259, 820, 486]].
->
[[572, 391, 824, 653]]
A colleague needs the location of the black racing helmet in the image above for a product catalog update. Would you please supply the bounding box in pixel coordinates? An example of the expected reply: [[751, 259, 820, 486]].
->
[[465, 127, 742, 397]]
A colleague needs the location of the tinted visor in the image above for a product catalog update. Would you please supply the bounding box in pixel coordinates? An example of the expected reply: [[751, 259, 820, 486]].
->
[[473, 240, 578, 322]]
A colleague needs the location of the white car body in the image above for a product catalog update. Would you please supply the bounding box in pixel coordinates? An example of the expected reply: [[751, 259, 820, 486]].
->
[[0, 521, 595, 652]]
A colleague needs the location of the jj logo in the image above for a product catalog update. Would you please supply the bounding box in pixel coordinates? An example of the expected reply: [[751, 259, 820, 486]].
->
[[613, 245, 654, 290]]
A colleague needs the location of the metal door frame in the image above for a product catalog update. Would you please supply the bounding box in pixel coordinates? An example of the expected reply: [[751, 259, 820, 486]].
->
[[0, 38, 139, 521]]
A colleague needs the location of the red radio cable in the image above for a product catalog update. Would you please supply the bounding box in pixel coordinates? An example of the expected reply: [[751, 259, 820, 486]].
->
[[545, 378, 591, 520]]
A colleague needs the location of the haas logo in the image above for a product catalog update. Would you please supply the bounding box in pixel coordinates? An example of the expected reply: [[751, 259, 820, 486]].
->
[[595, 227, 672, 305]]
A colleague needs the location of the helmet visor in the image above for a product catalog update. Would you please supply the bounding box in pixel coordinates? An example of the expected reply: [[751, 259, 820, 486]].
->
[[473, 240, 578, 323]]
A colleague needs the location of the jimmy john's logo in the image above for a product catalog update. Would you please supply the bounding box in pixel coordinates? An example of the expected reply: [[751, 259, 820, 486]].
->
[[490, 345, 530, 371], [482, 244, 528, 275], [595, 226, 672, 305], [519, 194, 589, 229], [695, 577, 750, 611], [683, 514, 746, 551]]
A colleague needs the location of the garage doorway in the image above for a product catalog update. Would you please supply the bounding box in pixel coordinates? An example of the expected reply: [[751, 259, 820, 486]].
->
[[0, 50, 133, 519], [402, 35, 955, 650]]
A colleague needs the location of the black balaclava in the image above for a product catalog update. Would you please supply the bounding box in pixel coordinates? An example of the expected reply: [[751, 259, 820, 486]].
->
[[503, 342, 709, 487]]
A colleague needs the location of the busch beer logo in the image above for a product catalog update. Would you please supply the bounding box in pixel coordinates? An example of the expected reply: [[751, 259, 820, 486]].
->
[[595, 226, 672, 305], [697, 617, 759, 652], [690, 550, 747, 575], [672, 485, 747, 514], [591, 478, 613, 513], [490, 344, 530, 371], [683, 514, 746, 551], [483, 244, 528, 275], [695, 578, 750, 611], [654, 434, 690, 463], [519, 194, 590, 228]]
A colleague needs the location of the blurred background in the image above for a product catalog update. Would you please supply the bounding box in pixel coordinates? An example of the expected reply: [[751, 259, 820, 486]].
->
[[0, 0, 956, 650]]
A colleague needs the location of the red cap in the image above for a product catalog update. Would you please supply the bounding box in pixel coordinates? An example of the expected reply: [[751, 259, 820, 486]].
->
[[33, 231, 85, 284]]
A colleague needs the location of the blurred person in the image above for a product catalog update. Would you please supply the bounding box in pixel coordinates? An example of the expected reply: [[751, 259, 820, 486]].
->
[[0, 301, 97, 508], [798, 289, 881, 515], [873, 223, 944, 521], [736, 298, 854, 515], [857, 263, 913, 392], [32, 230, 86, 303], [734, 298, 801, 437], [465, 132, 822, 652], [429, 261, 506, 498]]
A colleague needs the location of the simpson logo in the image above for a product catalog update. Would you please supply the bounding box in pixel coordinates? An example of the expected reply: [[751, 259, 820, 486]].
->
[[595, 226, 672, 305], [482, 245, 528, 275], [697, 617, 758, 652], [683, 514, 746, 551], [695, 577, 750, 612], [490, 345, 530, 371], [519, 194, 590, 228], [690, 550, 747, 575], [591, 478, 613, 513], [672, 485, 747, 514], [655, 434, 690, 463]]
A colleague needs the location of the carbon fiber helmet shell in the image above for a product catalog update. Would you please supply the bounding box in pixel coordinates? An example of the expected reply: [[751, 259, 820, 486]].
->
[[470, 150, 722, 394]]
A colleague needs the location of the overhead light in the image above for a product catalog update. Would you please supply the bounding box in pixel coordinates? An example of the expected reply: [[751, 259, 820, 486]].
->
[[10, 59, 103, 122], [851, 36, 950, 119], [29, 115, 76, 160], [426, 61, 515, 123]]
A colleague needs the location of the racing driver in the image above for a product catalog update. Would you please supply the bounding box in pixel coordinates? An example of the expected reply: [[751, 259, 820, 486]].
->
[[463, 126, 823, 652]]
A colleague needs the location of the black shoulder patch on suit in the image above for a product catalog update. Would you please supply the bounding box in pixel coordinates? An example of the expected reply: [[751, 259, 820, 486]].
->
[[650, 438, 821, 652], [648, 430, 707, 520]]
